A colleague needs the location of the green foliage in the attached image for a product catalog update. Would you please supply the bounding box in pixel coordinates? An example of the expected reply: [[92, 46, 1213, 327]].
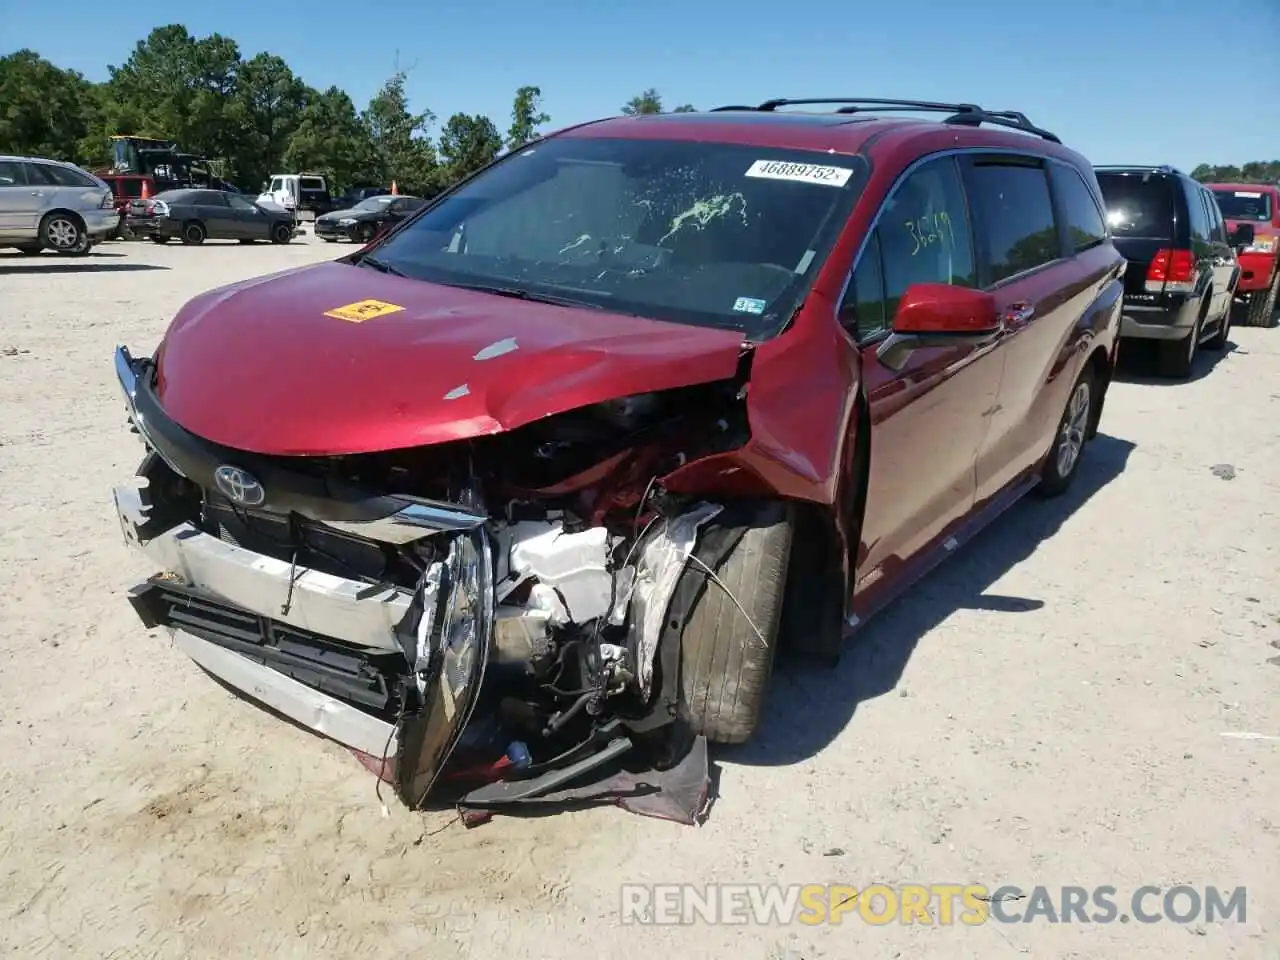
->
[[1191, 161, 1280, 184], [2, 30, 700, 195], [620, 89, 697, 115], [507, 85, 550, 149]]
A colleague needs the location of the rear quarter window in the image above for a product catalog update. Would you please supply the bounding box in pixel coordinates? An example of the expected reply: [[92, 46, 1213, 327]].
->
[[1096, 172, 1175, 239], [35, 163, 99, 188]]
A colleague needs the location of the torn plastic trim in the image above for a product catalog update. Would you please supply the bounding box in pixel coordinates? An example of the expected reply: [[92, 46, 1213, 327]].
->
[[113, 481, 414, 653], [174, 629, 399, 757], [629, 502, 724, 699]]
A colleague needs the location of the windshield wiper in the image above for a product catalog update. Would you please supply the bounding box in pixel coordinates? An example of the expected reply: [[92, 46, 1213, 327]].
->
[[357, 255, 408, 277], [439, 280, 606, 310]]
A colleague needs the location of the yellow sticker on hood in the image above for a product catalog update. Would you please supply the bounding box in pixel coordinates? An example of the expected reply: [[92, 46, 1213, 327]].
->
[[323, 299, 405, 323]]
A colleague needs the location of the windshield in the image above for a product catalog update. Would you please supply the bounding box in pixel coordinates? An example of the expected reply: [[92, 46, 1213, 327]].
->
[[1095, 172, 1175, 238], [1210, 189, 1272, 223], [354, 196, 395, 212], [364, 136, 866, 337]]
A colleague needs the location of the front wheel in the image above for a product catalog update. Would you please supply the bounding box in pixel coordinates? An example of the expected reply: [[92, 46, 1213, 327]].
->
[[678, 501, 794, 744], [270, 222, 292, 244], [1035, 367, 1095, 498]]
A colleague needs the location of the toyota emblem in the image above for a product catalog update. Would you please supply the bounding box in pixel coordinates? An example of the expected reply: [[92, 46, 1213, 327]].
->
[[213, 464, 265, 507]]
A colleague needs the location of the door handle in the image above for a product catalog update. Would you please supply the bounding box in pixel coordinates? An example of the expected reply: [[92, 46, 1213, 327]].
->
[[30, 190, 44, 197], [1001, 303, 1035, 329]]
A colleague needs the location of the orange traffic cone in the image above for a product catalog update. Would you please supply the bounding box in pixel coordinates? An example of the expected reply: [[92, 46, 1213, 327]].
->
[[140, 179, 150, 200], [390, 181, 399, 195]]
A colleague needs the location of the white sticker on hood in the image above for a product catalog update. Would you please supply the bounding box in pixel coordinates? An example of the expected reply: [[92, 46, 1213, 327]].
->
[[745, 159, 853, 187]]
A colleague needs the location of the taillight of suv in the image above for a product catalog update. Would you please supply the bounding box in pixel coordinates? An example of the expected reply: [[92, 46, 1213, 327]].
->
[[1145, 249, 1196, 295], [100, 192, 115, 209]]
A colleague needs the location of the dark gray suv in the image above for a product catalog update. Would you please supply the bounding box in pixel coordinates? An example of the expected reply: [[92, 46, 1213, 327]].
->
[[1095, 164, 1246, 378]]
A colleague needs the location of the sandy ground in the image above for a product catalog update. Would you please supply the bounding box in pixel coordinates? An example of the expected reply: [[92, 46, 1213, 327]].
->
[[0, 237, 1277, 960]]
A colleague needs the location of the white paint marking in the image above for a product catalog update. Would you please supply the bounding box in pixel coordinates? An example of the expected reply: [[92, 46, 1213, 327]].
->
[[473, 337, 518, 361], [1220, 732, 1280, 741]]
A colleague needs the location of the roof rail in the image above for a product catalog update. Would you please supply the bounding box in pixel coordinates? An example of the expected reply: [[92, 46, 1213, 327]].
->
[[709, 98, 1061, 144], [1093, 164, 1186, 177]]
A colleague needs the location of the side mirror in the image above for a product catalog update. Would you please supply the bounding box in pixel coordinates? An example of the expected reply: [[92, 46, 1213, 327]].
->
[[1230, 222, 1256, 248], [891, 283, 1001, 336]]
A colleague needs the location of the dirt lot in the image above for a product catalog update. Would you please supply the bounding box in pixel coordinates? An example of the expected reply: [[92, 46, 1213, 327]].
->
[[1, 238, 1277, 960]]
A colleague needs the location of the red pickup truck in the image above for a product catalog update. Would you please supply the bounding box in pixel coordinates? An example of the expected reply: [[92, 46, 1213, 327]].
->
[[1208, 182, 1280, 327]]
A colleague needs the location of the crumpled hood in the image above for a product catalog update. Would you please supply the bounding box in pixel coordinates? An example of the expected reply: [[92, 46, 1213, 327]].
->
[[154, 261, 746, 456]]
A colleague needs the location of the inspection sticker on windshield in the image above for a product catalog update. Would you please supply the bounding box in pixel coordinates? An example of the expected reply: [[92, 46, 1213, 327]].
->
[[745, 159, 853, 187], [732, 296, 767, 314], [323, 299, 405, 323]]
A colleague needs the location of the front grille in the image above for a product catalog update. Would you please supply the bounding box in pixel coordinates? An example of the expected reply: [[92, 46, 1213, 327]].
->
[[129, 580, 408, 717], [202, 495, 421, 587]]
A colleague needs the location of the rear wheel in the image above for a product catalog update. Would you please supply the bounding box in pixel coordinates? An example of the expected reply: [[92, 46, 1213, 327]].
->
[[1204, 302, 1231, 351], [40, 212, 87, 255], [181, 220, 206, 245], [1035, 367, 1095, 498], [1239, 275, 1278, 328], [1155, 303, 1205, 379], [678, 501, 794, 744]]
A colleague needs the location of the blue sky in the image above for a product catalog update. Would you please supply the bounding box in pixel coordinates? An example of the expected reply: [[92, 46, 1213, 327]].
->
[[7, 0, 1277, 171]]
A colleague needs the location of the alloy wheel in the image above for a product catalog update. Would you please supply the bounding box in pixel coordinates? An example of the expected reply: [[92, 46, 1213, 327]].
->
[[47, 217, 79, 249], [1055, 380, 1091, 478]]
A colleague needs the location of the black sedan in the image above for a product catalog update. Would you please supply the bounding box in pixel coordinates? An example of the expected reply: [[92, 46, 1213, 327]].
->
[[314, 195, 426, 243], [126, 189, 297, 245]]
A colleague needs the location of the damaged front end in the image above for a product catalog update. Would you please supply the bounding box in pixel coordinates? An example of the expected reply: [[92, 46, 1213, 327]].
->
[[112, 345, 751, 820]]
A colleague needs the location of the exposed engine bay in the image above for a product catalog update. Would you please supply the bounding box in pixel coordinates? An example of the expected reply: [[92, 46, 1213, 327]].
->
[[115, 346, 759, 821]]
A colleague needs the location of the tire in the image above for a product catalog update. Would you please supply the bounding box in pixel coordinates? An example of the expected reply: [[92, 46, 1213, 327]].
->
[[270, 222, 292, 244], [1155, 301, 1205, 379], [1204, 302, 1231, 351], [678, 501, 794, 744], [39, 212, 87, 256], [1239, 275, 1278, 328], [181, 221, 206, 245], [150, 236, 170, 244], [1034, 366, 1096, 499]]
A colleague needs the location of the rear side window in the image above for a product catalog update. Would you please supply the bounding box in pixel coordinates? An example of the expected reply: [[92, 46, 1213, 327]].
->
[[966, 158, 1060, 284], [1054, 166, 1108, 253], [1096, 172, 1175, 238], [1184, 181, 1210, 245], [299, 177, 326, 191], [33, 163, 98, 188], [195, 191, 229, 206], [0, 160, 28, 186], [121, 179, 144, 198]]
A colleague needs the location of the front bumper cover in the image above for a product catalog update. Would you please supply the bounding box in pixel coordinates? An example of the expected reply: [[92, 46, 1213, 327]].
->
[[111, 346, 713, 820]]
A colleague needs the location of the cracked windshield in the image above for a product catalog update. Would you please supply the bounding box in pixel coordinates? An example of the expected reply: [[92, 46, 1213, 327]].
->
[[372, 137, 865, 335]]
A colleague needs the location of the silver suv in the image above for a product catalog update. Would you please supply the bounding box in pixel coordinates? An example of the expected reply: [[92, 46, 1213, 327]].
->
[[0, 155, 119, 255]]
